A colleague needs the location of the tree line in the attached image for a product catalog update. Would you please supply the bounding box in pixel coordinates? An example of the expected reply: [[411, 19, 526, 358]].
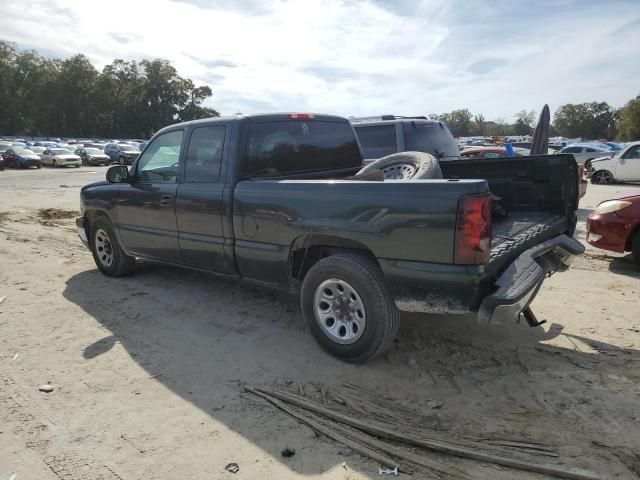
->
[[1, 39, 639, 141], [0, 40, 218, 138], [430, 98, 640, 141]]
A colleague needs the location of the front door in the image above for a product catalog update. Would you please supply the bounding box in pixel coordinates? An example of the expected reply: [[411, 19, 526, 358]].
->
[[615, 144, 640, 181], [176, 124, 234, 273], [116, 129, 184, 263]]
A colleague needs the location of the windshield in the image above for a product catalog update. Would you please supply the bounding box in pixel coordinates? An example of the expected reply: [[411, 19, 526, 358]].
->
[[119, 144, 138, 152], [403, 122, 460, 160], [85, 148, 103, 154], [52, 149, 70, 155]]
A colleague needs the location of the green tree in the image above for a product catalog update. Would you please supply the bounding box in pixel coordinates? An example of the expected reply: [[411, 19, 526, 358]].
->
[[473, 113, 486, 136], [177, 80, 219, 122], [553, 102, 617, 139], [616, 95, 640, 141], [513, 110, 535, 135]]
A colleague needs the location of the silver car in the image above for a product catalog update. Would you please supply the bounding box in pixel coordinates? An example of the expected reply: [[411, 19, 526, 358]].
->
[[41, 148, 82, 168], [557, 144, 613, 168]]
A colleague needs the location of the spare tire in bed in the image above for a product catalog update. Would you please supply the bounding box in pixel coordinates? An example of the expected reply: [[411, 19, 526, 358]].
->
[[357, 151, 443, 180]]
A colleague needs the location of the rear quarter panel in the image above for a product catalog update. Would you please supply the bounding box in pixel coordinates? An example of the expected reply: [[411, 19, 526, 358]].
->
[[232, 179, 488, 288]]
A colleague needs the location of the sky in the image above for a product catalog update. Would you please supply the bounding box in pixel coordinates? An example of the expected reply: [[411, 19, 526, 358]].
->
[[1, 0, 639, 121]]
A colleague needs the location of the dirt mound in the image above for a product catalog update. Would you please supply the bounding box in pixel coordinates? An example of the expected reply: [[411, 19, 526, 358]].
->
[[37, 208, 78, 220]]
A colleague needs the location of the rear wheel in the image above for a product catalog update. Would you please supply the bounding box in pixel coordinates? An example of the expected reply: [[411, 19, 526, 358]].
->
[[90, 217, 136, 277], [591, 170, 613, 185], [52, 159, 58, 168], [300, 253, 399, 362]]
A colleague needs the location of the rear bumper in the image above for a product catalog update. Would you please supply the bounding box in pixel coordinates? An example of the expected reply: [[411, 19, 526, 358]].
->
[[477, 234, 584, 324], [76, 217, 89, 248]]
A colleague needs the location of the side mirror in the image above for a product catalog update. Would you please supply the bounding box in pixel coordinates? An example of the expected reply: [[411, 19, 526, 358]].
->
[[106, 165, 131, 183]]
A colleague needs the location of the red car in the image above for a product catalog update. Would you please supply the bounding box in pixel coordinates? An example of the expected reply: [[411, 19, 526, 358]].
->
[[587, 194, 640, 264]]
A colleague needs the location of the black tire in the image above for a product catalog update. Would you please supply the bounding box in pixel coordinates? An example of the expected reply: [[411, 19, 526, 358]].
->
[[300, 253, 399, 362], [52, 159, 58, 168], [591, 170, 614, 185], [632, 232, 640, 266], [90, 217, 135, 277], [357, 151, 443, 180]]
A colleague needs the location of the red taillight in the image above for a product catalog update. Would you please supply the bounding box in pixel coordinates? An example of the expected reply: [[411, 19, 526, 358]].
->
[[288, 113, 314, 119], [454, 193, 492, 264]]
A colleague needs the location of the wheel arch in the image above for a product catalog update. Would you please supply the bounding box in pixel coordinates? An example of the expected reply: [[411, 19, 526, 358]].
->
[[288, 234, 379, 287]]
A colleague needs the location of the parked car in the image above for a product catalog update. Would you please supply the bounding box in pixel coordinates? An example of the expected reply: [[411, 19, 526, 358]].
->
[[0, 142, 14, 154], [77, 113, 583, 362], [29, 146, 47, 157], [2, 148, 43, 168], [557, 144, 613, 168], [41, 148, 81, 167], [587, 194, 640, 265], [34, 141, 59, 148], [460, 146, 529, 159], [351, 116, 460, 164], [589, 141, 640, 184], [75, 147, 110, 166], [105, 143, 140, 164]]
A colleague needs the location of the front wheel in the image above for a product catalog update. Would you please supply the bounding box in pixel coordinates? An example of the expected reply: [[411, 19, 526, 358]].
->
[[300, 253, 399, 362], [591, 170, 613, 185], [52, 160, 58, 168], [90, 217, 136, 277]]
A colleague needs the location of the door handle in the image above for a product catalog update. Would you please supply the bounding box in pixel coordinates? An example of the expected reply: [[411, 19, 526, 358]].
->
[[160, 195, 173, 207]]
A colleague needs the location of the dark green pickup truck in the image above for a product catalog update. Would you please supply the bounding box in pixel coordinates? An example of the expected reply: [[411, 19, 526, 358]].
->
[[77, 113, 584, 361]]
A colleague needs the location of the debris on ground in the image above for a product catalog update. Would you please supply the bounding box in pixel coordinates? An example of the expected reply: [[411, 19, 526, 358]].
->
[[246, 383, 601, 480], [13, 353, 18, 361], [378, 466, 398, 475], [281, 448, 296, 458], [36, 208, 78, 226], [38, 384, 54, 393], [212, 404, 225, 411], [224, 463, 239, 474], [0, 295, 6, 304], [426, 400, 443, 410]]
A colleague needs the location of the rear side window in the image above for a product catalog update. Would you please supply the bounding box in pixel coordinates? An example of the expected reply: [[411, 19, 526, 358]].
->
[[243, 120, 362, 177], [563, 147, 581, 153], [354, 125, 397, 159], [185, 126, 226, 183], [585, 148, 596, 152], [403, 122, 460, 160]]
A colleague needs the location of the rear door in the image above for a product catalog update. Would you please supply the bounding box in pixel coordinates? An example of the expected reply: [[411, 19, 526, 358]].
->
[[176, 124, 235, 273], [615, 144, 640, 181], [116, 129, 184, 263]]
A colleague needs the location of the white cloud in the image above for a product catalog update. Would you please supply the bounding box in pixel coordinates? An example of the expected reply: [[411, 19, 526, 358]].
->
[[1, 0, 638, 120]]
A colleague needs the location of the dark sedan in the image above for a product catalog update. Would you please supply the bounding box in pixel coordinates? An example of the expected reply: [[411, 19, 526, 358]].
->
[[3, 149, 43, 169], [75, 147, 110, 166]]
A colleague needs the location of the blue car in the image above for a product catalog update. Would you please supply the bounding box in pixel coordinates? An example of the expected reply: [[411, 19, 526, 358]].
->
[[3, 148, 43, 169]]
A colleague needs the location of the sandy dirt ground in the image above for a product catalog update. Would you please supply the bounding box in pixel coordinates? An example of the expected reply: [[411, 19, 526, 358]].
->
[[1, 167, 639, 480]]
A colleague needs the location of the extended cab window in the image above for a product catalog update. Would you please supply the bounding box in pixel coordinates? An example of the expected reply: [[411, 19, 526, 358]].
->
[[354, 125, 396, 159], [185, 126, 226, 183], [136, 130, 183, 183], [243, 120, 362, 177]]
